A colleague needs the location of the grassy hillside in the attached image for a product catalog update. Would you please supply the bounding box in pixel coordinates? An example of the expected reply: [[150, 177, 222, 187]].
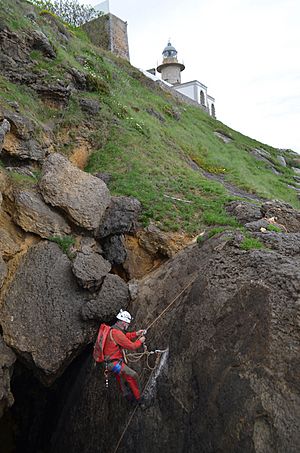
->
[[1, 0, 299, 235]]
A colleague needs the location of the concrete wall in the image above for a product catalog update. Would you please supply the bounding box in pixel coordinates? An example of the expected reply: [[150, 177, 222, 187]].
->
[[82, 13, 130, 61], [82, 15, 110, 52]]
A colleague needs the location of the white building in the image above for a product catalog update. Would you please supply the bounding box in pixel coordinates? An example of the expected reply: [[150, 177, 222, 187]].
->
[[175, 80, 216, 117], [155, 42, 216, 117]]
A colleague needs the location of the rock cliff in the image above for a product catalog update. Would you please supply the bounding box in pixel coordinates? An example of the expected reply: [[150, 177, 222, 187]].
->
[[0, 1, 299, 452]]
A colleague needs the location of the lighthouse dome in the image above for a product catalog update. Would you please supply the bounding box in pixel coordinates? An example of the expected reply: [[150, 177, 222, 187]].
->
[[162, 41, 177, 58]]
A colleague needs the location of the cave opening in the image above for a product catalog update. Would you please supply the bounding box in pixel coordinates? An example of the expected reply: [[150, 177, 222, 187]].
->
[[0, 346, 93, 453]]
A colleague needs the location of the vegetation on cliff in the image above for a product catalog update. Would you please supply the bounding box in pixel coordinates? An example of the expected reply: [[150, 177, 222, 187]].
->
[[0, 0, 299, 236]]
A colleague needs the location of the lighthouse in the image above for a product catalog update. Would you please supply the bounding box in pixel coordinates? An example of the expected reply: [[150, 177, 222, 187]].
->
[[156, 41, 185, 85]]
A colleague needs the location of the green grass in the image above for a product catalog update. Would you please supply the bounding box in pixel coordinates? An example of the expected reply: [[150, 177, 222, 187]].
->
[[49, 235, 75, 256], [208, 226, 229, 238], [266, 224, 282, 233], [240, 237, 264, 251], [1, 0, 299, 237], [9, 171, 39, 187]]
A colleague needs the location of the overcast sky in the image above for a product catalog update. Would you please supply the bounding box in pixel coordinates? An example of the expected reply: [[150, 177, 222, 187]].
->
[[81, 0, 300, 153]]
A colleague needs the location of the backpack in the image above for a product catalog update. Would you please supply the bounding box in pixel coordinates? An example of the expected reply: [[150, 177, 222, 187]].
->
[[93, 323, 111, 363]]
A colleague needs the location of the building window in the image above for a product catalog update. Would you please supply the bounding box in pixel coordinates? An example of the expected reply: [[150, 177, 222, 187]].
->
[[211, 104, 215, 117], [200, 90, 205, 105]]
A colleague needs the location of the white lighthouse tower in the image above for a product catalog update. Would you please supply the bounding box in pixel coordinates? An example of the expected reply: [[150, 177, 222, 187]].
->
[[156, 41, 185, 85]]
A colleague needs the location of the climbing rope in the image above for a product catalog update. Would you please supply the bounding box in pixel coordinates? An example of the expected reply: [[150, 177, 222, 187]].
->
[[145, 273, 199, 331], [112, 352, 162, 453], [126, 345, 168, 370], [112, 274, 199, 453]]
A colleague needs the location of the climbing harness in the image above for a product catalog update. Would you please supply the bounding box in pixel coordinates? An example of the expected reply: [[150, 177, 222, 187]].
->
[[104, 364, 109, 389]]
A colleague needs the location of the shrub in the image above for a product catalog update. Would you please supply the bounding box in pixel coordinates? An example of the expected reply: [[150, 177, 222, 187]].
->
[[28, 0, 102, 27]]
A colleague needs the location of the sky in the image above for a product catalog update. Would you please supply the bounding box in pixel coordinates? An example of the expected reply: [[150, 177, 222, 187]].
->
[[81, 0, 300, 153]]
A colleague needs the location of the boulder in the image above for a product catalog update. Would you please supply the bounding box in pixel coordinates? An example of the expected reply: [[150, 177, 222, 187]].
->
[[12, 189, 71, 239], [81, 274, 129, 321], [96, 196, 141, 238], [0, 111, 46, 161], [39, 153, 111, 230], [71, 251, 111, 291], [30, 30, 56, 59], [102, 235, 127, 265], [226, 201, 262, 225], [277, 155, 287, 167], [0, 254, 7, 288], [0, 242, 96, 384], [79, 99, 100, 115], [261, 201, 300, 233], [67, 68, 87, 90], [0, 336, 16, 419]]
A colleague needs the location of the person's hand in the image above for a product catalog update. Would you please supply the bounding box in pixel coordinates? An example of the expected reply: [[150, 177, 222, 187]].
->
[[136, 329, 147, 336], [139, 336, 146, 343]]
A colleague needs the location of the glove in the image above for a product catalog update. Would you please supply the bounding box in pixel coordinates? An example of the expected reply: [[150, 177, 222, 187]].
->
[[136, 329, 147, 336]]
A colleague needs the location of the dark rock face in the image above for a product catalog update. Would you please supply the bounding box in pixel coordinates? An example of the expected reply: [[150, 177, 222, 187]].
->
[[0, 242, 96, 384], [0, 336, 16, 419], [39, 153, 111, 230], [49, 233, 300, 453], [13, 189, 71, 238], [0, 29, 31, 79], [71, 251, 111, 291], [253, 231, 300, 256], [102, 235, 127, 265], [96, 196, 141, 238], [81, 274, 129, 322], [226, 200, 262, 224]]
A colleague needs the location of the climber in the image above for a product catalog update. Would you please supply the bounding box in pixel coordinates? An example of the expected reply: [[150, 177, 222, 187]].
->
[[103, 309, 146, 402]]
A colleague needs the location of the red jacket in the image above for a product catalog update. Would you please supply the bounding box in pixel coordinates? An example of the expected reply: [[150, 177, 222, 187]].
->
[[103, 327, 142, 361]]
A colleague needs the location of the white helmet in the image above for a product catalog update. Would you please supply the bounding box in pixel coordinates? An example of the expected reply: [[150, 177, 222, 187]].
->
[[116, 309, 132, 324]]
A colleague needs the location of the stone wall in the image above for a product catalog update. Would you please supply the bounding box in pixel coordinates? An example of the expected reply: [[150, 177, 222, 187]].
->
[[110, 14, 130, 61], [82, 14, 130, 61]]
